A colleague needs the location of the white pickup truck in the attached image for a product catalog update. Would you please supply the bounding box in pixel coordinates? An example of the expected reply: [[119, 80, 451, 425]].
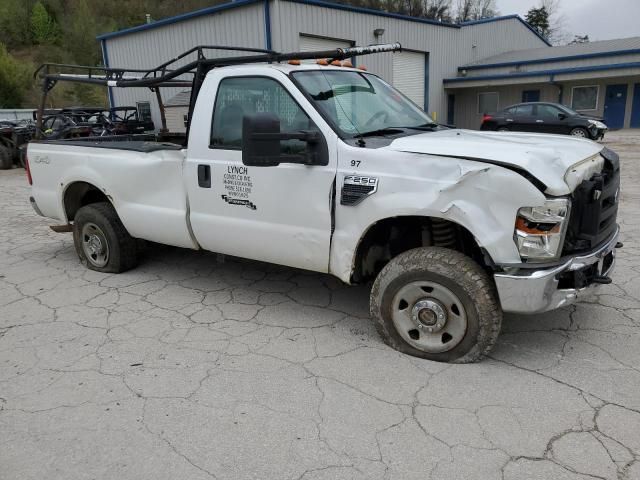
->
[[27, 44, 621, 363]]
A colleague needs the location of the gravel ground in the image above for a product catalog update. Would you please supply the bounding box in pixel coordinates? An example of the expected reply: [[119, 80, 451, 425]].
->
[[1, 132, 639, 480]]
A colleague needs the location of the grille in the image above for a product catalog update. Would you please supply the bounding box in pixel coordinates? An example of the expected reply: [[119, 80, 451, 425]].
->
[[562, 150, 620, 255]]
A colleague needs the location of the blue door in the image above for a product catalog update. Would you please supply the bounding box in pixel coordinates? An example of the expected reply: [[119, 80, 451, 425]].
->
[[603, 84, 628, 129], [522, 90, 540, 102], [631, 84, 640, 128]]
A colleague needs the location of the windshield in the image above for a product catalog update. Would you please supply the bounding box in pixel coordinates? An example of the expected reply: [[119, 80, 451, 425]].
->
[[292, 70, 434, 138]]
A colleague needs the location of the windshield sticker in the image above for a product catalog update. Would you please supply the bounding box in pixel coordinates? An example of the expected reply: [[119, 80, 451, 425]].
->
[[222, 166, 255, 209]]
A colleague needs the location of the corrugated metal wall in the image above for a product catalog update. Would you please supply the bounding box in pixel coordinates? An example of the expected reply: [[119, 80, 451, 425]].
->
[[103, 0, 547, 130], [105, 3, 266, 130], [269, 1, 546, 120]]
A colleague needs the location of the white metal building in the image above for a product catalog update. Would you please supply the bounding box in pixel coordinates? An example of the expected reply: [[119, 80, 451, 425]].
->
[[98, 0, 549, 131]]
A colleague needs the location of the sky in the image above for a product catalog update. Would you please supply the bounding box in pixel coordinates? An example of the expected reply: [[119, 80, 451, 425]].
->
[[495, 0, 640, 42]]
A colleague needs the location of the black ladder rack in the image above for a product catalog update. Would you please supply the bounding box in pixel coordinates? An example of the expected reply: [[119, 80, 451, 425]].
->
[[34, 42, 401, 139]]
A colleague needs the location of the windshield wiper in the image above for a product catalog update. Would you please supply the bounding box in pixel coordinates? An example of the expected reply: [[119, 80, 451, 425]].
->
[[357, 127, 406, 138]]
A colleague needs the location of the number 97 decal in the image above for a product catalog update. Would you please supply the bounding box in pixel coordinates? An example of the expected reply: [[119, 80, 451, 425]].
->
[[350, 160, 361, 167]]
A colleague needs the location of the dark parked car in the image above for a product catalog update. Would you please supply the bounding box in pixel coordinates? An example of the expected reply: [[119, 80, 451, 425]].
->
[[480, 102, 608, 140]]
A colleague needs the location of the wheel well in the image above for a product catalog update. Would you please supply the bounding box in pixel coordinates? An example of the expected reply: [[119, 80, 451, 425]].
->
[[350, 216, 493, 284], [63, 182, 110, 222]]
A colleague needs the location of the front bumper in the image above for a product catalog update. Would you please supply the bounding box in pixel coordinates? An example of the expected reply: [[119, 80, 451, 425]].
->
[[494, 227, 619, 313]]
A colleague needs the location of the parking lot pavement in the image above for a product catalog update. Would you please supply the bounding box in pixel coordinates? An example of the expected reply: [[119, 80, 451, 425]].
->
[[1, 133, 639, 480]]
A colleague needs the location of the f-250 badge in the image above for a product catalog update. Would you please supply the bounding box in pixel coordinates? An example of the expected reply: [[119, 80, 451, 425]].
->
[[341, 175, 379, 206]]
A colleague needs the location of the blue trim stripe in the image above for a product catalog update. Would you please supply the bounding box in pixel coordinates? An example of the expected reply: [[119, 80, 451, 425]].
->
[[444, 61, 640, 84], [264, 0, 272, 50], [424, 52, 429, 112], [460, 14, 551, 47], [461, 48, 640, 71], [96, 0, 262, 40], [101, 40, 115, 108]]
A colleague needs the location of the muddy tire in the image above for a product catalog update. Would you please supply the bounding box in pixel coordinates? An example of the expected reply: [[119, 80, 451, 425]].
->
[[0, 145, 12, 170], [370, 247, 502, 363], [73, 202, 138, 273]]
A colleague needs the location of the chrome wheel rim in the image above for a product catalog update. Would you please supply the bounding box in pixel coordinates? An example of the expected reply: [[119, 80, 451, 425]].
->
[[391, 281, 467, 353], [571, 129, 587, 137], [81, 222, 109, 268]]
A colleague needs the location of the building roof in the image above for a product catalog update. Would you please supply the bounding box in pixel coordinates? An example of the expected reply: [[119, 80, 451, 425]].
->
[[462, 36, 640, 70], [97, 0, 550, 46]]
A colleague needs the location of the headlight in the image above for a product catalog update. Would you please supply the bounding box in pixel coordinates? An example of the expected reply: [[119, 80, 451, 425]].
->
[[588, 120, 607, 129], [515, 199, 570, 261]]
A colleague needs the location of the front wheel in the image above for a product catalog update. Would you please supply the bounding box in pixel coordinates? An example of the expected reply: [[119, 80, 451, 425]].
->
[[73, 202, 138, 273], [370, 247, 502, 363], [570, 127, 589, 138]]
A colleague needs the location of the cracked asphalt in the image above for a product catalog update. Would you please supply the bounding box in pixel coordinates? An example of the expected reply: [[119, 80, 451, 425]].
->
[[1, 132, 640, 480]]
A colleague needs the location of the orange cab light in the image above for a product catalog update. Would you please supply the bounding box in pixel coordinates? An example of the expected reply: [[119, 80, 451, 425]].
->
[[288, 59, 301, 65], [331, 60, 341, 66], [316, 58, 329, 65], [341, 60, 353, 68], [358, 65, 367, 71]]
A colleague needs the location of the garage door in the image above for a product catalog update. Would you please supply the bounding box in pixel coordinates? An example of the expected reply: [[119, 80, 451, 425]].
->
[[299, 35, 352, 53], [393, 51, 425, 109]]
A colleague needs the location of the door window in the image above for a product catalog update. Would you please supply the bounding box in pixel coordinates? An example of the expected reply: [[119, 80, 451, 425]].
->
[[514, 104, 534, 116], [210, 76, 318, 152], [536, 104, 562, 118]]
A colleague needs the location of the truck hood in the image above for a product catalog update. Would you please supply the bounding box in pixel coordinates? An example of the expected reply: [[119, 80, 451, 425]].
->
[[387, 129, 604, 196]]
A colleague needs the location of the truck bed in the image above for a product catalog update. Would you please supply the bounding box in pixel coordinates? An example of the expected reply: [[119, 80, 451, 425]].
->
[[28, 137, 196, 250], [32, 134, 183, 153]]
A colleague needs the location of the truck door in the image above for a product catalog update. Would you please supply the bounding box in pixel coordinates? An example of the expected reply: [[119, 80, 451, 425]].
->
[[185, 72, 337, 272]]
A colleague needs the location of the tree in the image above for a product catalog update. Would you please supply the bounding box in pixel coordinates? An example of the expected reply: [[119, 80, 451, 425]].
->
[[0, 43, 32, 108], [455, 0, 498, 22], [525, 6, 550, 39], [569, 34, 590, 45], [31, 1, 58, 44]]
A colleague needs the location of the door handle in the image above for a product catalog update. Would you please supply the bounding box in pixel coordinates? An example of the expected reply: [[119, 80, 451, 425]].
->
[[506, 119, 514, 122], [536, 120, 544, 123], [198, 165, 211, 188]]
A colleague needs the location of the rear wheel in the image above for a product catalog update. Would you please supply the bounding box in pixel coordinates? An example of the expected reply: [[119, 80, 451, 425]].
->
[[0, 145, 12, 170], [570, 127, 589, 138], [73, 202, 138, 273], [370, 247, 502, 363]]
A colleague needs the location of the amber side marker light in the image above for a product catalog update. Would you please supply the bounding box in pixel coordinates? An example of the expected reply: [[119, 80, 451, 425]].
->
[[316, 59, 329, 65], [342, 60, 353, 67], [288, 59, 301, 65]]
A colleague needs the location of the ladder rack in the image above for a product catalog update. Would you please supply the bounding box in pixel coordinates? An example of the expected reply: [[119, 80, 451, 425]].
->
[[34, 43, 401, 138]]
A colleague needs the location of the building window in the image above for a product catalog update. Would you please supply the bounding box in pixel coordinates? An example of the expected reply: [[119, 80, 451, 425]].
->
[[136, 102, 152, 122], [478, 92, 499, 114], [571, 86, 599, 111]]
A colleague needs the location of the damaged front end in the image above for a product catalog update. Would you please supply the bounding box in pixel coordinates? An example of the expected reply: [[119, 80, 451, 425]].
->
[[494, 147, 621, 314]]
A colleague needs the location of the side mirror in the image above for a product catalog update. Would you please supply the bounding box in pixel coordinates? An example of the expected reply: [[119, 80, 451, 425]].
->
[[242, 112, 328, 167], [558, 113, 567, 120]]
